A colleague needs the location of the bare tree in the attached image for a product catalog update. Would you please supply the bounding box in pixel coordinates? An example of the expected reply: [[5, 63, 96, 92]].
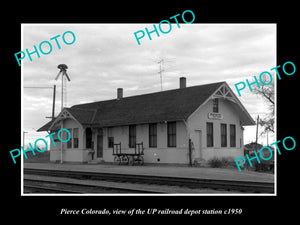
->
[[252, 75, 275, 134]]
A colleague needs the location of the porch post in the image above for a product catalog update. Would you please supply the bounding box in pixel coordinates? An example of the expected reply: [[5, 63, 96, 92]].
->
[[61, 120, 63, 164], [183, 119, 193, 166]]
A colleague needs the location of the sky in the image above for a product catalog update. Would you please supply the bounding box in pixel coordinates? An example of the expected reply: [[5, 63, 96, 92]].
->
[[22, 23, 276, 147]]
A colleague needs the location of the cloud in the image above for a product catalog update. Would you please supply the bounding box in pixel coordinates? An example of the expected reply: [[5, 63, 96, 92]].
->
[[22, 23, 276, 145]]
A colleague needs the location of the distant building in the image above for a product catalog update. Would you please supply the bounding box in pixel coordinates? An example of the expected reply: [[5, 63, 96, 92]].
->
[[38, 77, 255, 164]]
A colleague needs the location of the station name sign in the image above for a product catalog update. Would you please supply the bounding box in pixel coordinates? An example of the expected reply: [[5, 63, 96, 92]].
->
[[208, 112, 223, 120]]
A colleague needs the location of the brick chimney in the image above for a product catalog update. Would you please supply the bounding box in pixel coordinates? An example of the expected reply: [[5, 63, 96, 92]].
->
[[180, 77, 186, 89], [117, 88, 123, 99]]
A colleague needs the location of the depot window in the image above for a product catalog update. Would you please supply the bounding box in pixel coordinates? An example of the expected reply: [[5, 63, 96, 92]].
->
[[230, 124, 236, 147], [167, 122, 176, 147], [129, 125, 136, 148], [149, 123, 157, 148], [207, 122, 214, 147], [213, 98, 219, 113], [107, 127, 114, 148], [73, 128, 78, 148], [221, 123, 227, 147], [67, 128, 72, 148]]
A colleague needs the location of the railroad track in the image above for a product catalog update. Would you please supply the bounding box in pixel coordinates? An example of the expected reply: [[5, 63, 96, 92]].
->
[[24, 168, 274, 193], [24, 181, 81, 194], [24, 178, 157, 194]]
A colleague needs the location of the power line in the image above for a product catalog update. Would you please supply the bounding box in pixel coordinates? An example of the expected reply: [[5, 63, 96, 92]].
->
[[24, 85, 57, 119], [24, 86, 53, 89]]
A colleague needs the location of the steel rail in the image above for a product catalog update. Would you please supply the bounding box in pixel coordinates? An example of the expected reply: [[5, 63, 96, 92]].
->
[[24, 178, 160, 194], [24, 168, 274, 193]]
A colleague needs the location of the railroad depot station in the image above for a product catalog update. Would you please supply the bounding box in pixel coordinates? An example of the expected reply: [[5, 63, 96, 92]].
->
[[38, 77, 255, 165]]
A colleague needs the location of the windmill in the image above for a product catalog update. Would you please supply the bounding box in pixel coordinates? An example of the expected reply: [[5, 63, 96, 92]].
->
[[55, 64, 70, 110]]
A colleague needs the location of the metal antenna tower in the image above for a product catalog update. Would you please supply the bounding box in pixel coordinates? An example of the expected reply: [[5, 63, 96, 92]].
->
[[158, 59, 164, 91], [153, 56, 176, 91]]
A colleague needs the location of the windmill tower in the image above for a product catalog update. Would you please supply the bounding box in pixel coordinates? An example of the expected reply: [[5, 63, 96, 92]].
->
[[55, 64, 71, 110]]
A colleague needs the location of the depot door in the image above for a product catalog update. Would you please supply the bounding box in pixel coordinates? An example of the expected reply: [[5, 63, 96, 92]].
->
[[97, 134, 103, 158]]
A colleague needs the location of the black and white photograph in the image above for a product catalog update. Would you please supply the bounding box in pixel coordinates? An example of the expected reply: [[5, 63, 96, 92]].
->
[[21, 23, 276, 195], [4, 3, 298, 221]]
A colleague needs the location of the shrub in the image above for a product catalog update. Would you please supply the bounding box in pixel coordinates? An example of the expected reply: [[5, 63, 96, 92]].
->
[[253, 160, 274, 173], [208, 157, 235, 168], [208, 157, 222, 168]]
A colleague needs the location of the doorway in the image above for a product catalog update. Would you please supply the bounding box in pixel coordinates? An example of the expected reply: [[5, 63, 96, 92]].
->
[[86, 128, 93, 149]]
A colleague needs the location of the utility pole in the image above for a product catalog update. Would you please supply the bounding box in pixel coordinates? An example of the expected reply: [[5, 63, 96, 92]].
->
[[61, 73, 64, 110], [255, 115, 259, 151], [52, 85, 56, 119], [23, 131, 28, 148], [24, 86, 56, 119]]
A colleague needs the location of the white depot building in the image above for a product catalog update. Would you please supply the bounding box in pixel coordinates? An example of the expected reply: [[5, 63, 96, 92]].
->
[[38, 77, 255, 165]]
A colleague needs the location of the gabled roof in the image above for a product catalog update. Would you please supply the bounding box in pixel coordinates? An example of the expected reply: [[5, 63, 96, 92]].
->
[[38, 81, 255, 131], [37, 119, 56, 132], [67, 108, 97, 124], [71, 81, 225, 126]]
